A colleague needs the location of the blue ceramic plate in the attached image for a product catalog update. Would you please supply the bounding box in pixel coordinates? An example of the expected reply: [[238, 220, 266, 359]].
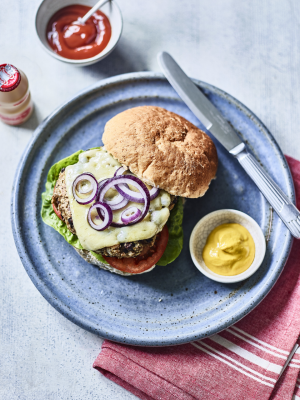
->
[[11, 72, 294, 346]]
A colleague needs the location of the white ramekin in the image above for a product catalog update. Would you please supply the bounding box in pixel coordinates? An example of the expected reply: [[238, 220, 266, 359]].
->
[[189, 209, 266, 283]]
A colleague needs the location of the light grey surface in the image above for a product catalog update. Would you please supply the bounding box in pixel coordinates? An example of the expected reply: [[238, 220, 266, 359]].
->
[[1, 0, 300, 399]]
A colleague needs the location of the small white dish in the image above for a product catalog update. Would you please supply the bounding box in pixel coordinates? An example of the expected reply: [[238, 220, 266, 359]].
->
[[35, 0, 123, 67], [189, 209, 266, 283]]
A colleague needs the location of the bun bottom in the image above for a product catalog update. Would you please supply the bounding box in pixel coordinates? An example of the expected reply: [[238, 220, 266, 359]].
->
[[73, 247, 156, 276]]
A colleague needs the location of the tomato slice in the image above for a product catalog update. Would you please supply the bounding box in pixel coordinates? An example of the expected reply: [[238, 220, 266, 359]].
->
[[102, 226, 169, 274], [52, 202, 63, 221]]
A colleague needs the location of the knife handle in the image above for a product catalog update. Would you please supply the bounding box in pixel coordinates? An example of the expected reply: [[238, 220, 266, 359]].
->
[[233, 145, 300, 239]]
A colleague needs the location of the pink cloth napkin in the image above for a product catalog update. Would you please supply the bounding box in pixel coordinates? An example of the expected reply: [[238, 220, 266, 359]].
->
[[94, 156, 300, 400]]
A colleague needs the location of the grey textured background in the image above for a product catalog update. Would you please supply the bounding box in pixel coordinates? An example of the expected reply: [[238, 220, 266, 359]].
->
[[2, 0, 300, 399]]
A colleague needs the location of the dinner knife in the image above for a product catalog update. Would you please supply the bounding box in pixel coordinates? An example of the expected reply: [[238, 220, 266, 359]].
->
[[158, 51, 300, 239]]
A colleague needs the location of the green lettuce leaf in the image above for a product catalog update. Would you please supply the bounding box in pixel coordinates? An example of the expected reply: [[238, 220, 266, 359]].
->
[[156, 197, 184, 266], [41, 150, 183, 267], [41, 150, 84, 249]]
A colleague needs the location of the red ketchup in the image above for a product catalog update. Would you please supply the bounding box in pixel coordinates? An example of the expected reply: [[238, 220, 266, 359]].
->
[[46, 5, 112, 60]]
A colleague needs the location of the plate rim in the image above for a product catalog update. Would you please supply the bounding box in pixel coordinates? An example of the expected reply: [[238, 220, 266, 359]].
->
[[11, 71, 294, 346]]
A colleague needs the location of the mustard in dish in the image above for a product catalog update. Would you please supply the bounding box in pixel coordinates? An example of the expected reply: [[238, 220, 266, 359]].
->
[[202, 223, 255, 276]]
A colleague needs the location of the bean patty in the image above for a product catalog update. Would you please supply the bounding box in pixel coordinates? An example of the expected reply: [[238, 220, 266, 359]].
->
[[52, 169, 175, 258]]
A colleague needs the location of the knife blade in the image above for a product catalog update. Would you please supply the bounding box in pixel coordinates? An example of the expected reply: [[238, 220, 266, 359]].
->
[[157, 51, 300, 239]]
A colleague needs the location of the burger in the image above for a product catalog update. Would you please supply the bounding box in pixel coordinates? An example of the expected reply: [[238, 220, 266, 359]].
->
[[41, 106, 218, 276]]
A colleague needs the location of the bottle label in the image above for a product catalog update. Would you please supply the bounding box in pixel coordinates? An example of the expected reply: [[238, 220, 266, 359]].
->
[[0, 104, 33, 125]]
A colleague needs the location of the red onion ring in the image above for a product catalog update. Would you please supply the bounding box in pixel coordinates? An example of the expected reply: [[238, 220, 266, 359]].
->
[[114, 167, 160, 202], [87, 202, 112, 231], [108, 196, 129, 210], [114, 166, 128, 176], [72, 173, 98, 205], [77, 179, 93, 194], [121, 206, 142, 224], [97, 178, 109, 193], [96, 178, 129, 211], [97, 175, 150, 227]]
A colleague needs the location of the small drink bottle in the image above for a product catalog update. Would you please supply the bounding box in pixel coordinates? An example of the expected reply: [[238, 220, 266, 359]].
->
[[0, 64, 33, 125]]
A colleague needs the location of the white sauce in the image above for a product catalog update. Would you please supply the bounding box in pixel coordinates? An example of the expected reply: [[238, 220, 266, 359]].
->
[[65, 148, 171, 251]]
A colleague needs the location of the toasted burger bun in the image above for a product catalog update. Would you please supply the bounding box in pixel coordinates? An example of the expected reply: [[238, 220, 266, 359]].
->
[[103, 106, 218, 198], [73, 248, 156, 276]]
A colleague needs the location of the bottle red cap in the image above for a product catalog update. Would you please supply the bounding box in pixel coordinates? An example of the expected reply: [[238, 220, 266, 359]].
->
[[0, 64, 21, 92]]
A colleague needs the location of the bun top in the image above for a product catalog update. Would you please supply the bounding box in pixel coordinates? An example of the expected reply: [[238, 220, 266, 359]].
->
[[102, 106, 218, 198]]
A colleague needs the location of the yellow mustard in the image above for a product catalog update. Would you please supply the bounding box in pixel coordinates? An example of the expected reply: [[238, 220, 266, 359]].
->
[[202, 223, 255, 276]]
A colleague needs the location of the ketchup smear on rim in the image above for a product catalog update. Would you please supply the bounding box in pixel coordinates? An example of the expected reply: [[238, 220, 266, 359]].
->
[[46, 5, 111, 60]]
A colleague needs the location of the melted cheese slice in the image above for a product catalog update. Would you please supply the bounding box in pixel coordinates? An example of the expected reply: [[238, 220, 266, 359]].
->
[[65, 148, 171, 251]]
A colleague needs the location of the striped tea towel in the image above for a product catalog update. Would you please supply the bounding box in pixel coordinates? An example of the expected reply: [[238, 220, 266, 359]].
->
[[93, 156, 300, 400]]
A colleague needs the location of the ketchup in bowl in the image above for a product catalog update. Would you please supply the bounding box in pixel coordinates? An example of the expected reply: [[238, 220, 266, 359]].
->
[[46, 5, 111, 60]]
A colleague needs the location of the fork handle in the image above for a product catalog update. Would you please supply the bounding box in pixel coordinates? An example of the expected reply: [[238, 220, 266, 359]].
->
[[231, 145, 300, 239]]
